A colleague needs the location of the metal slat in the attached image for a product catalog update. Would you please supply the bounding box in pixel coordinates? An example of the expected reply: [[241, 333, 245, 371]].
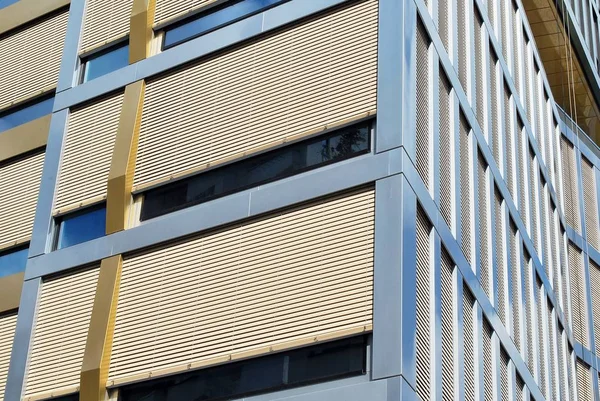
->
[[416, 206, 432, 400], [582, 157, 600, 250], [0, 313, 17, 401], [441, 249, 455, 401], [80, 0, 134, 54]]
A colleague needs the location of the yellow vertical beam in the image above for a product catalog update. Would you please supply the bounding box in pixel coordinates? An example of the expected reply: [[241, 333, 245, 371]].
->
[[106, 81, 145, 235], [80, 255, 122, 401], [129, 0, 156, 63]]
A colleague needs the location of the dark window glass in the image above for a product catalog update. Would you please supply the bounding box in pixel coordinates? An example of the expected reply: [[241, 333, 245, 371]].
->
[[163, 0, 288, 49], [119, 336, 366, 401], [142, 121, 371, 220], [0, 246, 28, 277], [81, 43, 129, 83], [0, 95, 54, 133], [0, 0, 18, 9], [49, 394, 79, 401], [55, 205, 106, 250]]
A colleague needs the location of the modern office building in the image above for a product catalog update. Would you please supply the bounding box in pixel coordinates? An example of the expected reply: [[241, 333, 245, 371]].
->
[[2, 0, 600, 400]]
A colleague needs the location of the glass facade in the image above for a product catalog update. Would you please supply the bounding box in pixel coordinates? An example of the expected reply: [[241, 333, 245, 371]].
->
[[81, 43, 129, 83], [0, 96, 54, 133], [0, 247, 28, 277], [55, 206, 106, 249]]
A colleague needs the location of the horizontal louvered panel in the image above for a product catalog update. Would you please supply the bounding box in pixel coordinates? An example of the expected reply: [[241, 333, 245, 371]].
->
[[590, 261, 600, 356], [576, 360, 592, 401], [80, 0, 133, 54], [581, 158, 599, 250], [0, 152, 45, 248], [155, 0, 219, 26], [134, 0, 378, 189], [109, 187, 375, 384], [0, 313, 17, 401], [0, 10, 67, 108], [24, 267, 99, 398], [55, 92, 124, 212]]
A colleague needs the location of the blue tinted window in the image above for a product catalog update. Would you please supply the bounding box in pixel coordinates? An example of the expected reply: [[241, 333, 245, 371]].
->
[[56, 206, 106, 249], [0, 96, 54, 133], [0, 247, 28, 277], [0, 0, 19, 9], [82, 43, 129, 83], [163, 0, 287, 49]]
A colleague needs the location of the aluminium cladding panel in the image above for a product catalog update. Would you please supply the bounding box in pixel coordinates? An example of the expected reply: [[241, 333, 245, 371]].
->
[[581, 157, 600, 250], [0, 10, 68, 108], [133, 0, 378, 190], [0, 152, 45, 249], [108, 187, 375, 385], [154, 0, 219, 26], [24, 267, 99, 399], [80, 0, 134, 54], [54, 92, 124, 213], [560, 136, 581, 233], [0, 313, 17, 401]]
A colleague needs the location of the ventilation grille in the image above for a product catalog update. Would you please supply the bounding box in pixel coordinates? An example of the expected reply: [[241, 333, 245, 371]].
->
[[0, 10, 68, 107], [55, 92, 124, 212], [416, 205, 432, 400], [416, 21, 431, 191], [463, 286, 476, 401], [155, 0, 219, 26], [582, 157, 600, 250], [568, 243, 589, 348], [460, 115, 472, 264], [510, 221, 521, 352], [478, 153, 490, 298], [0, 152, 45, 247], [483, 320, 494, 401], [80, 0, 133, 54], [590, 260, 600, 356], [441, 249, 455, 401], [495, 188, 506, 325], [560, 138, 581, 232], [439, 72, 453, 229], [109, 188, 375, 384], [25, 267, 99, 398], [0, 313, 17, 401], [135, 0, 378, 189]]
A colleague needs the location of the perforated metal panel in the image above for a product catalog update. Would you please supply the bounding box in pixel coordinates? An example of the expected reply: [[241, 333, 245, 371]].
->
[[0, 313, 17, 401], [441, 249, 455, 401], [576, 361, 592, 401], [512, 7, 522, 99], [589, 260, 600, 355], [517, 122, 528, 222], [464, 286, 476, 401], [439, 0, 450, 53], [500, 348, 509, 401], [568, 243, 589, 348], [560, 138, 581, 232], [80, 0, 133, 54], [134, 0, 378, 189], [536, 278, 547, 397], [25, 267, 100, 398], [0, 152, 45, 248], [516, 375, 525, 401], [55, 92, 124, 212], [475, 12, 486, 131], [546, 301, 557, 401], [109, 188, 375, 384], [490, 54, 501, 165], [528, 150, 539, 253], [458, 0, 469, 93], [460, 115, 473, 264], [478, 153, 491, 298], [504, 87, 515, 199], [416, 205, 432, 401], [582, 157, 600, 250], [439, 72, 453, 230], [510, 221, 522, 352], [523, 256, 535, 373], [483, 320, 494, 401], [416, 21, 431, 191], [495, 188, 507, 325], [0, 10, 68, 107]]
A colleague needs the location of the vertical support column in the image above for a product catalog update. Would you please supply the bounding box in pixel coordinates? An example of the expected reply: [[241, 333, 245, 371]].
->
[[106, 80, 145, 234], [372, 174, 417, 388], [80, 255, 123, 401], [4, 278, 42, 401], [129, 0, 156, 64]]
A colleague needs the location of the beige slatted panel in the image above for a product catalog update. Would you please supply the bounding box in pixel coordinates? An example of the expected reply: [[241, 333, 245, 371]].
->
[[55, 92, 124, 212], [25, 267, 99, 398], [524, 255, 535, 373], [416, 206, 432, 400], [536, 278, 547, 398], [568, 243, 589, 348], [557, 328, 568, 401], [529, 150, 539, 253], [155, 0, 219, 26], [439, 72, 453, 230], [109, 188, 374, 384], [80, 0, 134, 54], [576, 360, 592, 401], [589, 260, 600, 356], [500, 348, 509, 401], [483, 320, 493, 401], [460, 114, 472, 264], [0, 313, 17, 401], [495, 188, 507, 326], [510, 221, 522, 353], [457, 0, 469, 92], [478, 153, 491, 298], [463, 286, 476, 401], [582, 157, 600, 250], [504, 87, 515, 199], [560, 138, 581, 232], [416, 20, 431, 191], [134, 0, 378, 189], [0, 152, 45, 247], [441, 249, 455, 401], [475, 12, 486, 132], [547, 301, 558, 401], [0, 10, 68, 108], [490, 54, 501, 166], [516, 375, 525, 401]]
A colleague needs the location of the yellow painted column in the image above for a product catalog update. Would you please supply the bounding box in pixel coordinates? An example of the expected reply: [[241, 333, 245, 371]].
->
[[80, 255, 122, 401], [106, 81, 145, 234], [0, 116, 50, 163], [129, 0, 156, 63]]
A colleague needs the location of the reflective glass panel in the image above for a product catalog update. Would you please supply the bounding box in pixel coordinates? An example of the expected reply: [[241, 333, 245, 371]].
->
[[119, 336, 366, 401], [163, 0, 287, 49], [0, 0, 18, 9], [141, 121, 371, 220], [0, 246, 28, 277], [0, 96, 54, 133], [56, 206, 106, 249], [82, 43, 129, 83]]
